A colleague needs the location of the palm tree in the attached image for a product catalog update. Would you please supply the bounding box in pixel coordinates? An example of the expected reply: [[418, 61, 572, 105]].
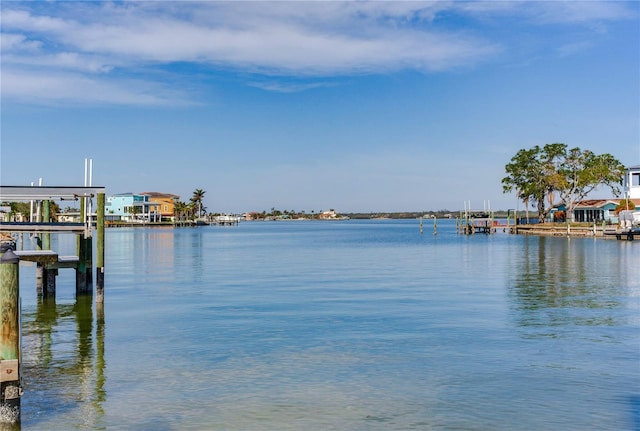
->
[[174, 201, 190, 223], [191, 189, 206, 218]]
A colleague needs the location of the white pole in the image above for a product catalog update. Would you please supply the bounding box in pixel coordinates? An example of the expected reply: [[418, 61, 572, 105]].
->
[[29, 181, 34, 222], [83, 158, 89, 231], [88, 158, 93, 230], [35, 178, 43, 221]]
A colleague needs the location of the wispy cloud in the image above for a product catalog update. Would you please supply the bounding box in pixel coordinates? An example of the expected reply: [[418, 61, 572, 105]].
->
[[556, 40, 594, 57], [0, 1, 635, 106], [1, 68, 193, 106], [248, 80, 340, 93]]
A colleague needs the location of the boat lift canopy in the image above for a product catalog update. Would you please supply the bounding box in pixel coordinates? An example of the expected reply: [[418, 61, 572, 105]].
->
[[0, 186, 106, 202]]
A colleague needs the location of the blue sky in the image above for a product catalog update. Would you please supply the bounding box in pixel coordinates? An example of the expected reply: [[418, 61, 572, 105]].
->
[[1, 1, 639, 213]]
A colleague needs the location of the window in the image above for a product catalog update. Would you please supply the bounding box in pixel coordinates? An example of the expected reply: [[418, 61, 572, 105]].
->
[[632, 173, 640, 187]]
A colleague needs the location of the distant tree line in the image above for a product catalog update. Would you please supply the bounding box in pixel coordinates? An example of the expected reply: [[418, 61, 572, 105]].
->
[[1, 201, 62, 221]]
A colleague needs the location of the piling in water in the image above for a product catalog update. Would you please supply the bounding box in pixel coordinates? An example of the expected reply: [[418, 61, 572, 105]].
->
[[0, 241, 21, 425], [96, 193, 105, 304]]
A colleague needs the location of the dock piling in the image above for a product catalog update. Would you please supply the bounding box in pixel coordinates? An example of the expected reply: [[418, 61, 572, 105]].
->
[[96, 193, 105, 304], [0, 242, 21, 425], [76, 198, 90, 296]]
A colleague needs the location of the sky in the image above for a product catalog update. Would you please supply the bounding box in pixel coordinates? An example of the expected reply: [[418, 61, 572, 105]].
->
[[1, 1, 639, 214]]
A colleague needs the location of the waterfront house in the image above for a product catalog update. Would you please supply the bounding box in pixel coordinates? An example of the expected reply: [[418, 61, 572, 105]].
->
[[318, 209, 349, 220], [551, 198, 640, 224], [318, 209, 338, 219], [106, 193, 161, 222], [624, 165, 640, 199], [571, 200, 620, 223], [140, 192, 180, 222]]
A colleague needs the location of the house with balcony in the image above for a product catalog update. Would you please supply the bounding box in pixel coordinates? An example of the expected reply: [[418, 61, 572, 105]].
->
[[140, 192, 180, 222], [106, 193, 161, 222], [623, 165, 640, 199]]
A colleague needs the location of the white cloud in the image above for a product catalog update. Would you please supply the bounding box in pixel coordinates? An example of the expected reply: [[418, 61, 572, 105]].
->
[[453, 0, 636, 24], [527, 1, 636, 25], [1, 33, 42, 51], [12, 3, 496, 75], [0, 1, 635, 106], [248, 80, 339, 93], [1, 68, 191, 106], [1, 2, 498, 73]]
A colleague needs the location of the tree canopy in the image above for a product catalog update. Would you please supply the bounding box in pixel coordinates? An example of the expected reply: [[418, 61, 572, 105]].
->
[[190, 189, 206, 218], [502, 143, 625, 223]]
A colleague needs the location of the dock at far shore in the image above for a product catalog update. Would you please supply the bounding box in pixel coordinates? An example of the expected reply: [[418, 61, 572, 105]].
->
[[514, 223, 639, 240]]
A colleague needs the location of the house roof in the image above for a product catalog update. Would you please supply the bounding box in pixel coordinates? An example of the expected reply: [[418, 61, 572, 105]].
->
[[140, 191, 180, 199], [574, 198, 640, 209]]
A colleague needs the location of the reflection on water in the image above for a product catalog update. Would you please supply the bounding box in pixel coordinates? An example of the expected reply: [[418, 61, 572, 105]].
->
[[508, 237, 637, 337], [11, 222, 640, 430], [20, 296, 105, 430]]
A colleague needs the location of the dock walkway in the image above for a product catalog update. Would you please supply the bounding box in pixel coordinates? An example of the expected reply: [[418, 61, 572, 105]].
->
[[604, 227, 640, 241], [0, 222, 85, 234], [14, 250, 79, 268]]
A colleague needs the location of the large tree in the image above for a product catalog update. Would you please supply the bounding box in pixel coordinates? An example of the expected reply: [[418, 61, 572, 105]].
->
[[502, 143, 565, 223], [503, 143, 624, 223], [555, 149, 625, 221]]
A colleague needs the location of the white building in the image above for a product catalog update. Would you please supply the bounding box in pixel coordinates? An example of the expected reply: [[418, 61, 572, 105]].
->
[[623, 165, 640, 199]]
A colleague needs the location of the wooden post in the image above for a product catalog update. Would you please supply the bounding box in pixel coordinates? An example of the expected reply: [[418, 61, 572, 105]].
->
[[41, 201, 56, 298], [419, 217, 423, 234], [76, 199, 88, 295], [76, 235, 88, 295], [42, 200, 51, 250], [96, 193, 105, 304], [85, 196, 93, 288], [35, 201, 44, 296], [433, 216, 437, 235], [85, 235, 93, 287], [0, 243, 21, 424]]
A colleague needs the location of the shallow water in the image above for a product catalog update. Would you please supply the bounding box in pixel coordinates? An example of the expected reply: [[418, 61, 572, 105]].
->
[[13, 220, 640, 430]]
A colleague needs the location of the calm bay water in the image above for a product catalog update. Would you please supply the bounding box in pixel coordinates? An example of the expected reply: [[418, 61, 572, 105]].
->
[[14, 220, 640, 430]]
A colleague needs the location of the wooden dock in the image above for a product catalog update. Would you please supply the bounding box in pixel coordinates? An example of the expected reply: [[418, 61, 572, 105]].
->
[[512, 223, 640, 240], [14, 250, 80, 268], [0, 185, 106, 422], [456, 209, 504, 235], [604, 227, 640, 241], [0, 221, 85, 233]]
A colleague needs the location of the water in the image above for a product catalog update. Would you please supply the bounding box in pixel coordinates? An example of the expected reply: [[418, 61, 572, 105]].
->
[[13, 220, 640, 430]]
